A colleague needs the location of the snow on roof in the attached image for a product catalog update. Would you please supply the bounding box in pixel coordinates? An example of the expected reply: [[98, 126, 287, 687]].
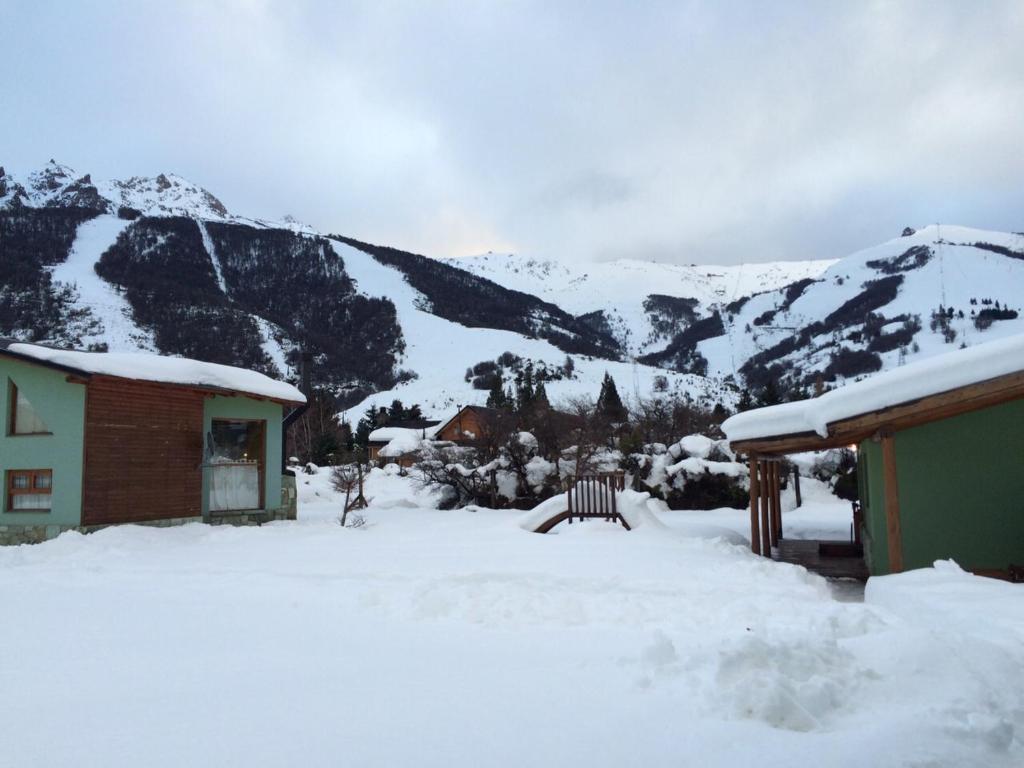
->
[[3, 342, 305, 403], [723, 332, 1024, 443], [379, 431, 426, 458], [369, 424, 441, 443]]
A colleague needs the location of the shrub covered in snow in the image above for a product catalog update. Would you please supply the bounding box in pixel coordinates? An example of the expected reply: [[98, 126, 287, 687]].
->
[[627, 434, 749, 510]]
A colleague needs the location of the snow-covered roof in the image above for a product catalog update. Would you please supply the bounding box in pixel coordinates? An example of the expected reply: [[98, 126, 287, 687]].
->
[[379, 432, 425, 458], [723, 333, 1024, 443], [1, 341, 305, 404], [369, 424, 441, 443]]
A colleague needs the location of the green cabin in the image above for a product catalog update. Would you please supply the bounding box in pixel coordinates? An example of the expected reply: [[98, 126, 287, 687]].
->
[[725, 334, 1024, 580], [1, 339, 306, 545]]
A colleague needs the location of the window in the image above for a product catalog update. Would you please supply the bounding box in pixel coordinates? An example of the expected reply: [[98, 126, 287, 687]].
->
[[207, 420, 266, 512], [8, 380, 50, 435], [6, 469, 52, 512]]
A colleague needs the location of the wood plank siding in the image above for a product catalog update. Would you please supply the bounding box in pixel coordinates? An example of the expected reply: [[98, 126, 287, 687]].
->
[[82, 376, 205, 525]]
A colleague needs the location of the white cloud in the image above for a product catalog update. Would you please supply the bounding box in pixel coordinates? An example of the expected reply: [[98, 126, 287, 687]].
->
[[1, 0, 1022, 264]]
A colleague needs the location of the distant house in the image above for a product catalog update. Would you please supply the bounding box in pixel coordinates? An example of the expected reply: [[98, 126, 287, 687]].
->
[[368, 406, 507, 467], [433, 405, 505, 445], [1, 339, 306, 545], [367, 420, 441, 467], [723, 334, 1024, 580]]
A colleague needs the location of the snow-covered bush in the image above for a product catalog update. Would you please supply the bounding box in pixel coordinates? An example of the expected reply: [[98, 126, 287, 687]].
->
[[414, 431, 566, 509], [627, 434, 749, 510]]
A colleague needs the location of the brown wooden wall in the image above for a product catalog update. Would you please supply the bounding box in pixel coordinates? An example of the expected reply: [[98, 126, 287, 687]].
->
[[82, 376, 205, 526], [436, 409, 490, 443]]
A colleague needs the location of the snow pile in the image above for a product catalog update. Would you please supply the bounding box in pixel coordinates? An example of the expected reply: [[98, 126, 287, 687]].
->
[[723, 332, 1024, 442], [5, 342, 305, 403]]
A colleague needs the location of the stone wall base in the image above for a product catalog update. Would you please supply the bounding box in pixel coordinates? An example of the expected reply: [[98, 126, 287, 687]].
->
[[0, 509, 290, 546], [0, 524, 80, 546], [207, 509, 289, 526]]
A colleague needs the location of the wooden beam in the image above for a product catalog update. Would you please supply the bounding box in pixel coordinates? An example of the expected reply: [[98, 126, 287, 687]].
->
[[770, 461, 782, 546], [759, 460, 771, 557], [749, 456, 761, 555], [881, 432, 904, 573]]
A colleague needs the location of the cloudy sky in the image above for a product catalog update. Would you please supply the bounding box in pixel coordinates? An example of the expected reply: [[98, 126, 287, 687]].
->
[[3, 0, 1023, 264]]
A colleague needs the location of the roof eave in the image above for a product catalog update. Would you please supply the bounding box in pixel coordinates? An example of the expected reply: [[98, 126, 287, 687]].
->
[[730, 369, 1024, 456]]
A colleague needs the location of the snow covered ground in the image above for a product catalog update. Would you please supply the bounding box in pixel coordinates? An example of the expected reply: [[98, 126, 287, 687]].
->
[[1, 468, 1021, 767]]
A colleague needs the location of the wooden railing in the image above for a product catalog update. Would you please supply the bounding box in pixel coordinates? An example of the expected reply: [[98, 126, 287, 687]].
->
[[566, 472, 628, 528]]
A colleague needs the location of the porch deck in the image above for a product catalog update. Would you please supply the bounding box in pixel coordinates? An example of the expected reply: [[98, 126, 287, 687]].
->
[[773, 538, 868, 580]]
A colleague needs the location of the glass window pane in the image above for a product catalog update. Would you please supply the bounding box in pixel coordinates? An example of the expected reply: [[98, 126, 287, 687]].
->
[[210, 421, 263, 462], [11, 474, 29, 489], [13, 385, 49, 434], [34, 473, 52, 489]]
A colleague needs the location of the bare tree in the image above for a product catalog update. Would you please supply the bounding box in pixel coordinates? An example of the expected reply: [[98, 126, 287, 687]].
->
[[331, 462, 368, 526]]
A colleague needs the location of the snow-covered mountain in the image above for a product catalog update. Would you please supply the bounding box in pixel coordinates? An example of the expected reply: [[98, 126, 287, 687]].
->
[[3, 160, 1022, 420], [697, 225, 1024, 393], [446, 252, 836, 355], [446, 227, 1024, 397], [0, 161, 735, 418]]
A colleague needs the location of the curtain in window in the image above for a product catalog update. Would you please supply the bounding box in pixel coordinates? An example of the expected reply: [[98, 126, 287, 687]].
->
[[12, 494, 50, 510], [209, 461, 260, 511], [14, 386, 49, 434]]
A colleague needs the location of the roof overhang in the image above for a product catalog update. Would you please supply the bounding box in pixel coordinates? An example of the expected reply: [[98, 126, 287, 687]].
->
[[731, 369, 1024, 456], [0, 348, 304, 406], [0, 345, 95, 379]]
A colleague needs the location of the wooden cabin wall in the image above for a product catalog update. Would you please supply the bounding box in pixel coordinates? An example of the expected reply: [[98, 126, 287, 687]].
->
[[82, 376, 204, 525], [436, 410, 489, 442]]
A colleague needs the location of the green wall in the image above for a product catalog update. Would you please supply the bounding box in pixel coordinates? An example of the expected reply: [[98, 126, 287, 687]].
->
[[201, 395, 286, 517], [860, 397, 1024, 574], [857, 439, 886, 574], [0, 357, 86, 527]]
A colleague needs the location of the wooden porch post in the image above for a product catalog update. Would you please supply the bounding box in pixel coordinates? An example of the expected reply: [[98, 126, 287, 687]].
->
[[880, 432, 904, 573], [749, 456, 761, 555], [759, 460, 771, 557], [769, 460, 782, 548]]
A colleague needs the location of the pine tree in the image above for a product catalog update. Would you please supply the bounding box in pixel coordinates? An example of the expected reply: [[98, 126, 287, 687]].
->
[[596, 372, 627, 422], [486, 377, 510, 409], [736, 388, 755, 412], [533, 381, 550, 409], [757, 379, 782, 407], [515, 364, 536, 411]]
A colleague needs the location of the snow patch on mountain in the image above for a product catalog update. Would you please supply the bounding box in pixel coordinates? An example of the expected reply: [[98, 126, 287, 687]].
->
[[446, 252, 837, 355], [48, 215, 157, 351]]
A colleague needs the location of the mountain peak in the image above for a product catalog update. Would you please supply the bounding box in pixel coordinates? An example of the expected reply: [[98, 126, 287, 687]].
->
[[0, 162, 231, 219], [103, 172, 230, 219]]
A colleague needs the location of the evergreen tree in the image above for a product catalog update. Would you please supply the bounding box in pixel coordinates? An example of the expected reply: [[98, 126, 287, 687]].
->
[[736, 387, 755, 413], [757, 379, 783, 407], [515, 363, 536, 411], [596, 372, 627, 422], [533, 381, 550, 409], [486, 377, 511, 409]]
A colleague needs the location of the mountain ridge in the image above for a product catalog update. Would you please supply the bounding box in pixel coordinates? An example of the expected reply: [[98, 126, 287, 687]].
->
[[3, 160, 1023, 419]]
